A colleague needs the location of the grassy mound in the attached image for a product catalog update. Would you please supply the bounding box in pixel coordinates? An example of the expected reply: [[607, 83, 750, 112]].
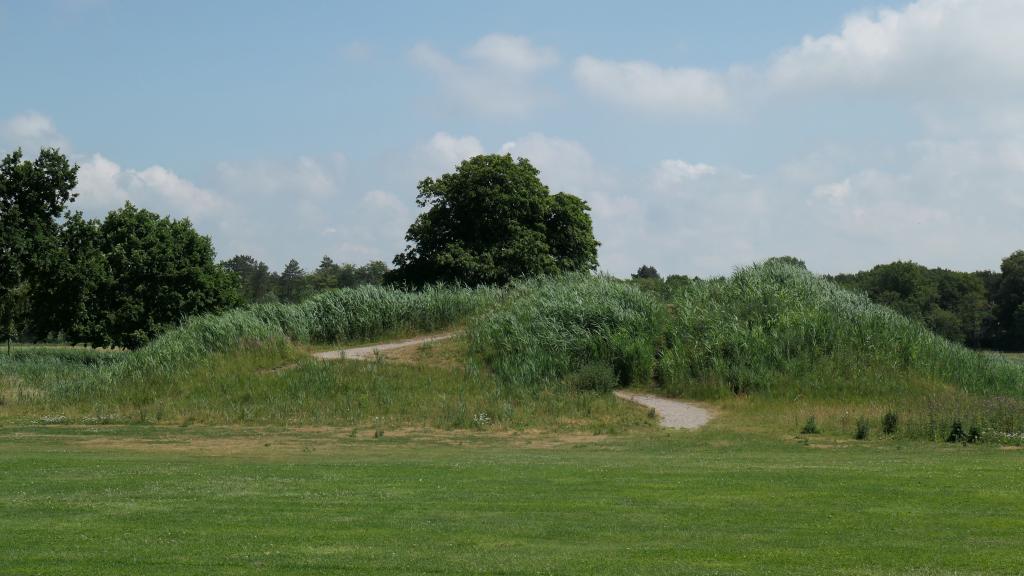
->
[[464, 264, 1024, 440], [658, 261, 1024, 400]]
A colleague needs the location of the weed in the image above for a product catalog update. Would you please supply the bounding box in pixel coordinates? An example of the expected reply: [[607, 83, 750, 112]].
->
[[882, 411, 899, 435], [855, 416, 870, 440], [801, 416, 820, 434], [947, 420, 967, 443], [967, 425, 982, 444]]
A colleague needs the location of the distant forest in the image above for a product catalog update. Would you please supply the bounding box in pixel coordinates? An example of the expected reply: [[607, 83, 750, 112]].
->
[[221, 255, 387, 305]]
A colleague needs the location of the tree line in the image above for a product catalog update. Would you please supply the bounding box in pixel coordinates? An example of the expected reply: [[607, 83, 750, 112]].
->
[[9, 146, 1024, 353], [0, 148, 388, 349], [831, 255, 1024, 351], [220, 255, 387, 304]]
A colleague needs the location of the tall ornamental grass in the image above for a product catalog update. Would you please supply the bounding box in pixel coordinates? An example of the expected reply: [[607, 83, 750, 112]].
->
[[0, 284, 501, 407], [468, 274, 665, 389], [658, 261, 1024, 399], [113, 283, 500, 380]]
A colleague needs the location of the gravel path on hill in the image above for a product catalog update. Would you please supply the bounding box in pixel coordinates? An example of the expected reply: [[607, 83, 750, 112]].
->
[[311, 333, 457, 361], [312, 333, 714, 430], [613, 390, 713, 430]]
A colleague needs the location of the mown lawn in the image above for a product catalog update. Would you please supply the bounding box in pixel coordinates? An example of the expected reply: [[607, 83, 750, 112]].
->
[[1, 425, 1022, 575]]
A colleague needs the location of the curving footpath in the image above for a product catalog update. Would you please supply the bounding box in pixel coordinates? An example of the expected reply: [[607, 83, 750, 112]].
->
[[613, 390, 713, 430], [311, 333, 457, 361], [312, 333, 714, 429]]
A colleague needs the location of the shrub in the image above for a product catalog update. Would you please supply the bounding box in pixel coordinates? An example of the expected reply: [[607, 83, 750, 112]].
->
[[967, 425, 982, 444], [947, 420, 967, 443], [801, 416, 820, 434], [855, 416, 870, 440], [882, 411, 899, 435]]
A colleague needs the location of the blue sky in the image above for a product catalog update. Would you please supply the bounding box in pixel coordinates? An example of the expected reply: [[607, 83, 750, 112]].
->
[[2, 0, 1022, 276]]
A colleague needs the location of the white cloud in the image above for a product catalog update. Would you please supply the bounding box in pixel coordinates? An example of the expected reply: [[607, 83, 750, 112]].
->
[[654, 160, 717, 188], [574, 0, 1024, 119], [215, 156, 341, 201], [767, 0, 1024, 94], [811, 179, 851, 203], [3, 112, 70, 151], [466, 34, 558, 73], [411, 34, 558, 116], [420, 132, 484, 172], [499, 133, 609, 197], [76, 153, 224, 217], [573, 56, 730, 115]]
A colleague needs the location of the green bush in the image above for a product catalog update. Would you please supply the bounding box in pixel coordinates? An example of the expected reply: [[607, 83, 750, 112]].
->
[[882, 411, 899, 435], [855, 416, 870, 440], [947, 420, 967, 443], [801, 416, 820, 434]]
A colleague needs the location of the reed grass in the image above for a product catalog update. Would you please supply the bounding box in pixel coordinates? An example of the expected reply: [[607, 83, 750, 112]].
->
[[467, 274, 665, 389], [657, 261, 1024, 400]]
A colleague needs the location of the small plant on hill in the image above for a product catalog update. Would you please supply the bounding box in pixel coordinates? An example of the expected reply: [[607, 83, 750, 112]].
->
[[855, 416, 870, 440], [882, 411, 899, 435], [947, 420, 967, 443], [967, 424, 982, 443], [801, 416, 820, 434]]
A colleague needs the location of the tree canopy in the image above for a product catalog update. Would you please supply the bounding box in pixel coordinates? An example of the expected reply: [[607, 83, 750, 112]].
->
[[387, 154, 599, 287], [0, 148, 78, 340], [30, 203, 240, 349], [832, 261, 993, 347]]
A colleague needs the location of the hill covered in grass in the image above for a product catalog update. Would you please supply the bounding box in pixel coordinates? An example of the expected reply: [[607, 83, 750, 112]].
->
[[467, 263, 1024, 440], [3, 262, 1023, 439]]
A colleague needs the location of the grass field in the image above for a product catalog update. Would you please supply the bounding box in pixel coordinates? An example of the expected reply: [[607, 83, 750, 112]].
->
[[2, 424, 1022, 575], [4, 265, 1024, 573]]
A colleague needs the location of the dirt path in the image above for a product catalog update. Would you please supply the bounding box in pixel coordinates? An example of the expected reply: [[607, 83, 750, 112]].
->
[[312, 333, 457, 361], [312, 333, 713, 430], [613, 390, 713, 430]]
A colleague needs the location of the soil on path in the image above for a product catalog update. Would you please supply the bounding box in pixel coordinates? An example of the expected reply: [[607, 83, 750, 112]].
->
[[312, 333, 457, 361], [613, 390, 713, 430]]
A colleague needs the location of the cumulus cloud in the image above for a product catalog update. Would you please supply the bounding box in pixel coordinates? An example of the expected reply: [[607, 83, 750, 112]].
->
[[575, 0, 1024, 118], [811, 179, 851, 203], [417, 132, 484, 174], [767, 0, 1024, 94], [499, 133, 611, 197], [3, 112, 70, 151], [215, 156, 342, 201], [573, 56, 730, 115], [76, 153, 224, 217], [654, 160, 718, 188], [466, 34, 558, 73], [411, 34, 558, 116]]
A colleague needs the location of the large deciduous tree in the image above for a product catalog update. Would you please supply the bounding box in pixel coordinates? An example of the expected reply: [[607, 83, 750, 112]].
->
[[31, 203, 240, 349], [0, 148, 78, 343], [387, 154, 598, 287]]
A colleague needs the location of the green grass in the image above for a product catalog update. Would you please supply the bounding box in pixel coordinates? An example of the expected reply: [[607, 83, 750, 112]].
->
[[5, 264, 1024, 439], [468, 273, 666, 388], [0, 338, 649, 431], [1, 425, 1022, 575], [658, 261, 1024, 400]]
